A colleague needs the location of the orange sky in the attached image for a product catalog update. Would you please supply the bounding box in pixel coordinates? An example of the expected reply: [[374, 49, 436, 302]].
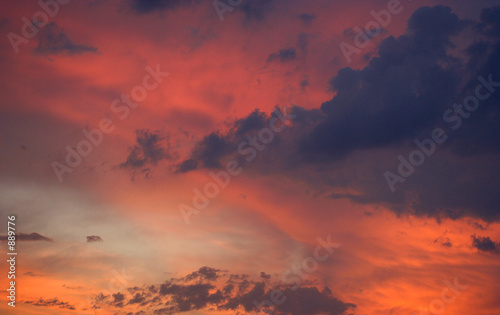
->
[[1, 0, 500, 314]]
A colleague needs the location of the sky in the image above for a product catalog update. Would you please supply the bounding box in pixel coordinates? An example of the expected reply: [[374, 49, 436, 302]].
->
[[1, 0, 500, 314]]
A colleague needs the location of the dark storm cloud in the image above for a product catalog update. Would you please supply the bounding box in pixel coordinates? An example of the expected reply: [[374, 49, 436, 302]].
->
[[471, 235, 500, 255], [129, 0, 197, 14], [267, 48, 297, 63], [175, 5, 500, 223], [299, 5, 464, 161], [92, 267, 354, 314], [0, 232, 52, 242], [119, 129, 172, 170], [35, 23, 98, 56], [86, 235, 103, 242], [23, 298, 76, 310]]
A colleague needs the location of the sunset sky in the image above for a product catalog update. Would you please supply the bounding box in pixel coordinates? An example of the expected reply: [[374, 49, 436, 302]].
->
[[1, 0, 500, 314]]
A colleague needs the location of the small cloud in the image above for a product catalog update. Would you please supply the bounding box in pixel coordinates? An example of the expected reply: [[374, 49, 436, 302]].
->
[[86, 235, 103, 243], [35, 22, 98, 56], [472, 222, 487, 230], [300, 78, 309, 90], [471, 235, 500, 255], [129, 0, 197, 14], [434, 236, 453, 248], [241, 0, 275, 21], [113, 292, 125, 306], [298, 13, 316, 25], [23, 298, 76, 310], [266, 48, 297, 63], [127, 293, 145, 305], [24, 271, 43, 277], [119, 129, 171, 171], [260, 272, 271, 279], [62, 284, 85, 291], [0, 232, 52, 242], [183, 266, 223, 282]]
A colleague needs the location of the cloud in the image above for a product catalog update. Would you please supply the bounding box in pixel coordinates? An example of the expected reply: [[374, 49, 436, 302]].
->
[[299, 7, 464, 161], [175, 107, 291, 173], [183, 266, 223, 282], [434, 236, 453, 248], [478, 6, 500, 37], [298, 13, 315, 25], [112, 292, 126, 308], [129, 0, 197, 14], [128, 293, 146, 305], [176, 132, 232, 172], [471, 235, 500, 255], [119, 129, 173, 172], [300, 77, 309, 90], [267, 48, 297, 63], [240, 0, 275, 21], [91, 267, 354, 314], [35, 22, 98, 56], [175, 5, 500, 223], [62, 284, 85, 290], [86, 235, 103, 242], [272, 287, 354, 315], [260, 271, 271, 279], [23, 298, 76, 310], [176, 158, 198, 173], [0, 232, 52, 242]]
